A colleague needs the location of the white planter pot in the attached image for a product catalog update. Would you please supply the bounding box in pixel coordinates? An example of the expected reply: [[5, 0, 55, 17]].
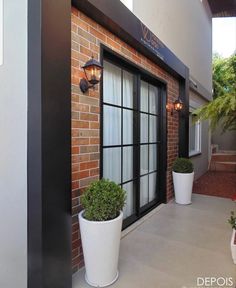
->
[[79, 211, 123, 287], [231, 229, 236, 264], [172, 171, 194, 205]]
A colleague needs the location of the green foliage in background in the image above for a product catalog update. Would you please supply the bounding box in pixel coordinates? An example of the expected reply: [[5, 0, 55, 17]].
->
[[172, 158, 194, 173], [228, 211, 236, 230], [194, 53, 236, 132], [81, 179, 126, 221]]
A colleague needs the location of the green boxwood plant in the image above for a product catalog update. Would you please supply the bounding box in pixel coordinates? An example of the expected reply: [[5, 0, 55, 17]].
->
[[228, 211, 236, 230], [173, 157, 194, 173], [81, 179, 126, 221]]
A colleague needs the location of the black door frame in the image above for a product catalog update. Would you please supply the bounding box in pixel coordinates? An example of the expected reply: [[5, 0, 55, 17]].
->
[[100, 45, 167, 228]]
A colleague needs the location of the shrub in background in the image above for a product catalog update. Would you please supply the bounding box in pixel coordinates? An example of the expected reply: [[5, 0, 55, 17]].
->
[[173, 158, 194, 173], [81, 179, 126, 221], [228, 211, 236, 230]]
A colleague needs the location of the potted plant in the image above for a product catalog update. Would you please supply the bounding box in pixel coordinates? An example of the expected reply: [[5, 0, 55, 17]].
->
[[228, 211, 236, 264], [79, 179, 126, 287], [172, 157, 194, 205]]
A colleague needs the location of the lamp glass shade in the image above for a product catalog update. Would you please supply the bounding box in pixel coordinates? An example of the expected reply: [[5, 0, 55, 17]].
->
[[174, 99, 183, 111], [82, 57, 103, 86]]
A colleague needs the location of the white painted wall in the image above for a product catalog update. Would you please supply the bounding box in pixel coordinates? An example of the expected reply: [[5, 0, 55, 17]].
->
[[126, 0, 212, 94], [0, 1, 27, 287]]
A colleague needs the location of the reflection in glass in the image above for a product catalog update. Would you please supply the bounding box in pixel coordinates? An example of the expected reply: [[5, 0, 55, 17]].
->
[[123, 70, 133, 108], [140, 145, 148, 175], [123, 109, 133, 145], [149, 115, 157, 142], [149, 172, 157, 202], [140, 81, 149, 112], [123, 182, 134, 218], [103, 148, 121, 184], [140, 113, 148, 143], [103, 61, 121, 105], [103, 105, 121, 146], [123, 146, 133, 182], [149, 85, 158, 114], [149, 144, 157, 172], [140, 175, 148, 207]]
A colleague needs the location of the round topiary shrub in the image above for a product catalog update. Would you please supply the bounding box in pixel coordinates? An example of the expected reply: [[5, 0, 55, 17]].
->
[[172, 157, 194, 173], [81, 179, 126, 221]]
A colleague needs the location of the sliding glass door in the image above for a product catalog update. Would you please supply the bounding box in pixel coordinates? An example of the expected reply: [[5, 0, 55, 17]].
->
[[102, 57, 164, 228]]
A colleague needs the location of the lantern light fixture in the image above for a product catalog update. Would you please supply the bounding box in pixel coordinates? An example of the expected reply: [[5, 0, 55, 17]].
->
[[80, 56, 103, 93], [166, 98, 183, 115]]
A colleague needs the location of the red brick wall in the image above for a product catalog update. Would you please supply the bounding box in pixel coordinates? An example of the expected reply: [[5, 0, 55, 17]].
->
[[71, 7, 179, 272]]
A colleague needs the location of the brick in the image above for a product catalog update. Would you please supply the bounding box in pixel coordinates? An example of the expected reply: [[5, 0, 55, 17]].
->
[[78, 170, 90, 179], [72, 181, 79, 190], [80, 45, 93, 57], [107, 37, 121, 51], [80, 160, 98, 170], [80, 176, 99, 188], [90, 168, 99, 176], [71, 189, 80, 199], [90, 42, 99, 53], [79, 95, 99, 106], [77, 27, 96, 44], [80, 146, 98, 154], [78, 129, 99, 137], [90, 106, 100, 113], [72, 146, 80, 154], [80, 112, 98, 122], [89, 27, 106, 42], [90, 153, 100, 161], [88, 89, 100, 98], [76, 138, 90, 145], [72, 198, 79, 207], [72, 222, 79, 233], [72, 120, 89, 129], [90, 137, 100, 144]]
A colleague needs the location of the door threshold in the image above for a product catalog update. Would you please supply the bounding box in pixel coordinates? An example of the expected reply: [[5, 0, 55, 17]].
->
[[121, 203, 166, 239]]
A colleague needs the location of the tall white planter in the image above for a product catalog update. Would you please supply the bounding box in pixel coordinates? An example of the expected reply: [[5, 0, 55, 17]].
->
[[79, 211, 123, 287], [231, 229, 236, 264], [172, 171, 194, 204]]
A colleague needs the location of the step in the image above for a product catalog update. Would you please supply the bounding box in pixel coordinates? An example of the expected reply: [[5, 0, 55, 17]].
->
[[211, 153, 236, 162], [210, 161, 236, 172]]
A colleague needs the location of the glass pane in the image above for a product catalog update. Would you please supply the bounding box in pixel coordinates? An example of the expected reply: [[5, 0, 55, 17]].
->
[[140, 175, 148, 207], [189, 114, 196, 152], [149, 144, 157, 172], [149, 85, 158, 114], [123, 182, 134, 219], [149, 172, 157, 202], [140, 113, 148, 143], [103, 148, 121, 184], [149, 115, 158, 142], [123, 70, 133, 108], [123, 146, 133, 182], [140, 145, 148, 175], [140, 81, 148, 112], [103, 105, 121, 146], [103, 61, 121, 106], [123, 109, 133, 145]]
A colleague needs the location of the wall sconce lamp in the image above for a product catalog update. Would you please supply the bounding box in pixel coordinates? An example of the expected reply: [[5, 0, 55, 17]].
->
[[80, 56, 103, 93], [166, 98, 183, 115]]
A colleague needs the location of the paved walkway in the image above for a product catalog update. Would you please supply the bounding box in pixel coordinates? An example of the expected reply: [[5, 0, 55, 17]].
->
[[73, 194, 236, 288], [193, 171, 236, 199]]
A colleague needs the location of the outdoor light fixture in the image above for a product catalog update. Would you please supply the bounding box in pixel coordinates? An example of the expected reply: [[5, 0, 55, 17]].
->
[[80, 56, 103, 93], [166, 98, 183, 115]]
